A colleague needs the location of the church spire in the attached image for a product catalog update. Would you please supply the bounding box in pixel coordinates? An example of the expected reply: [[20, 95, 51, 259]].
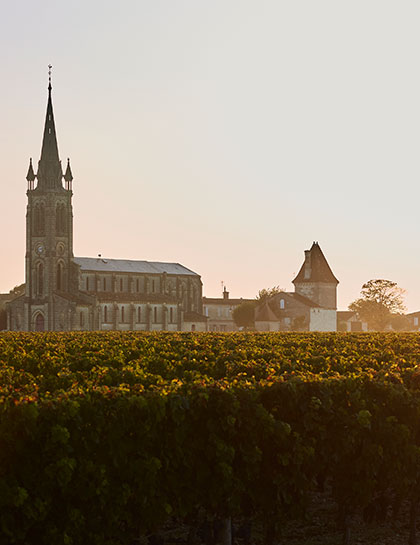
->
[[36, 65, 63, 190]]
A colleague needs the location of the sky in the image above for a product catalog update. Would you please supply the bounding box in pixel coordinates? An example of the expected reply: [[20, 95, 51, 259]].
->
[[1, 1, 420, 311]]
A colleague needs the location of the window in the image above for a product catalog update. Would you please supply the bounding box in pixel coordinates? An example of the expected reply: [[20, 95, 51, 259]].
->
[[136, 278, 140, 292], [104, 305, 108, 323], [57, 263, 63, 290], [120, 278, 123, 291], [121, 306, 125, 323], [152, 279, 155, 293], [280, 299, 285, 309], [170, 307, 173, 323], [154, 307, 157, 322], [191, 324, 196, 332], [56, 204, 66, 235], [35, 313, 45, 332], [103, 277, 106, 291], [138, 307, 141, 322], [86, 277, 90, 291], [34, 204, 45, 235], [37, 263, 44, 296], [415, 317, 419, 326]]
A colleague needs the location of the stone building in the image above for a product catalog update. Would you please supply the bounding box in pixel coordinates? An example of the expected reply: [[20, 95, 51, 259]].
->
[[203, 287, 253, 331], [255, 242, 338, 332], [7, 77, 205, 332]]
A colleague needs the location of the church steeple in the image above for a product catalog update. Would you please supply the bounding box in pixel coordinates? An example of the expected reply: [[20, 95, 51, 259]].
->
[[35, 67, 63, 190]]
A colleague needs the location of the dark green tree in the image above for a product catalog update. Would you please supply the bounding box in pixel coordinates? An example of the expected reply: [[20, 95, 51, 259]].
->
[[232, 301, 257, 329], [349, 279, 405, 331]]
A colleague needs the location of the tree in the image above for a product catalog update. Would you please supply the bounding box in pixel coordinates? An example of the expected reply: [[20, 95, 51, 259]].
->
[[256, 286, 284, 303], [232, 301, 257, 329], [348, 279, 405, 331]]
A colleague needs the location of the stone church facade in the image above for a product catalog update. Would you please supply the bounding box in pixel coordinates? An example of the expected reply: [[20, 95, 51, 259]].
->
[[7, 78, 205, 332]]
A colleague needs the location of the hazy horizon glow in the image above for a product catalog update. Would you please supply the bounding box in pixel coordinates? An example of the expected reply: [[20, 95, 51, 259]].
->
[[1, 1, 420, 311]]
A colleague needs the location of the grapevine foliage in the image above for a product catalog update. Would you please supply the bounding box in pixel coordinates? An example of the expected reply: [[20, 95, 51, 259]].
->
[[1, 331, 420, 544]]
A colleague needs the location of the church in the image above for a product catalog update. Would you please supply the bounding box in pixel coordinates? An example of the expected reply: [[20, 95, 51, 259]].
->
[[7, 76, 206, 332]]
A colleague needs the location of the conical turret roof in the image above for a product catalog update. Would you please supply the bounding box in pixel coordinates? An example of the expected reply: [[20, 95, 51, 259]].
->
[[64, 158, 73, 182], [26, 158, 36, 182], [292, 242, 339, 285]]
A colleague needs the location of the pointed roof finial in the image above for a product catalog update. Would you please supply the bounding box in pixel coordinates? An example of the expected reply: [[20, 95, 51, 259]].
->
[[48, 64, 52, 92], [64, 158, 73, 182], [26, 158, 36, 182]]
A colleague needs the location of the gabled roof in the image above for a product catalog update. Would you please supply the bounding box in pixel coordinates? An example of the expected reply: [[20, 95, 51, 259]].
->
[[255, 301, 279, 322], [202, 297, 253, 306], [286, 292, 321, 308], [183, 311, 208, 322], [292, 242, 339, 285], [74, 257, 199, 277]]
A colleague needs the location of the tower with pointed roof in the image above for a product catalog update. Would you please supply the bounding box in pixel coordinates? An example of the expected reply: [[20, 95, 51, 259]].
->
[[22, 72, 75, 330], [6, 70, 205, 332], [292, 242, 339, 310]]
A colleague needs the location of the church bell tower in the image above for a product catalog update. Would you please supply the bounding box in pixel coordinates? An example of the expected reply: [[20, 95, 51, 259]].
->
[[24, 68, 74, 331]]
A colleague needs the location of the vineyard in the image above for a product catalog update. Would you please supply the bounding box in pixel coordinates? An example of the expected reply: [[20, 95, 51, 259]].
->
[[1, 331, 420, 545]]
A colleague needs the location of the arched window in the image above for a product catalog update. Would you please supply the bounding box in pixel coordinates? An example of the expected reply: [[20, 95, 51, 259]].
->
[[138, 306, 141, 322], [170, 307, 173, 323], [154, 307, 157, 323], [280, 299, 285, 310], [33, 206, 39, 234], [121, 306, 125, 323], [86, 277, 90, 291], [120, 278, 123, 291], [103, 277, 106, 291], [152, 279, 155, 293], [33, 204, 45, 235], [104, 305, 108, 323], [57, 263, 63, 291], [136, 278, 140, 292], [37, 263, 44, 296], [35, 313, 45, 332], [56, 204, 65, 235], [36, 204, 45, 235]]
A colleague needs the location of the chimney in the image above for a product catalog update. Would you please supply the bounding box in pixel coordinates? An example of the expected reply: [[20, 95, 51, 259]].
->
[[304, 250, 311, 280], [223, 286, 229, 300]]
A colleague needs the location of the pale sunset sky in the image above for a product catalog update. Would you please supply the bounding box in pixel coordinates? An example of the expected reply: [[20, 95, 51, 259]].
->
[[1, 1, 420, 311]]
